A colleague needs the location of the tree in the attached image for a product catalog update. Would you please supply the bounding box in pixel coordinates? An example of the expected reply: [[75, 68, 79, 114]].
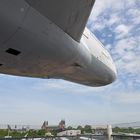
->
[[67, 126, 73, 130], [77, 126, 83, 130], [84, 125, 92, 133], [84, 125, 91, 129]]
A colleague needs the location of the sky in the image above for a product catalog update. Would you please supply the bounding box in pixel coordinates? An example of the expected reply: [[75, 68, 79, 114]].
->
[[0, 0, 140, 127]]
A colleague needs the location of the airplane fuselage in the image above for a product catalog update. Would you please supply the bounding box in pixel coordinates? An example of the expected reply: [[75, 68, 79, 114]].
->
[[0, 0, 116, 86]]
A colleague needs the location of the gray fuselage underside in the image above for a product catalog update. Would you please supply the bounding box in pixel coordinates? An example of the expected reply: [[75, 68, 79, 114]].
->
[[0, 0, 116, 86]]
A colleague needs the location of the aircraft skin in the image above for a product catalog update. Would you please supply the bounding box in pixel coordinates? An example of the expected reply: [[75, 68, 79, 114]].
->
[[0, 0, 117, 87]]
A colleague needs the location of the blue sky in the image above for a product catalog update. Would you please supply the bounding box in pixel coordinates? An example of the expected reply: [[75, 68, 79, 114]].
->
[[0, 0, 140, 126]]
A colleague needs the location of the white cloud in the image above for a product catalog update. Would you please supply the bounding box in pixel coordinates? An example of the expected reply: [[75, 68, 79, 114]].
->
[[88, 0, 140, 92], [127, 8, 140, 25], [115, 24, 132, 39], [114, 38, 135, 56], [0, 0, 140, 125], [108, 14, 120, 26], [90, 0, 126, 20], [22, 0, 140, 124], [105, 44, 112, 52], [114, 37, 140, 74], [113, 92, 140, 104], [89, 0, 138, 32]]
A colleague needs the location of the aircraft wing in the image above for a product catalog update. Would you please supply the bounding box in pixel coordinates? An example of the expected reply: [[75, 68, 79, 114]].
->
[[25, 0, 95, 42]]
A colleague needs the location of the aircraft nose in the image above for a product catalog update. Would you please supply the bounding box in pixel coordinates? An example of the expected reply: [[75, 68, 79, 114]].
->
[[107, 63, 117, 84], [87, 63, 117, 87], [97, 62, 117, 86], [109, 68, 117, 83]]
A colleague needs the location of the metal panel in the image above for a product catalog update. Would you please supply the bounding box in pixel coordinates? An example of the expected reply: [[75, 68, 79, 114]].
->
[[25, 0, 95, 41], [0, 0, 29, 44]]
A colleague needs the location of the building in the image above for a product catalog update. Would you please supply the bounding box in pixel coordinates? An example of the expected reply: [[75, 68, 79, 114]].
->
[[91, 125, 107, 135], [57, 130, 81, 136], [59, 120, 65, 130], [41, 120, 65, 131], [41, 121, 48, 130]]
